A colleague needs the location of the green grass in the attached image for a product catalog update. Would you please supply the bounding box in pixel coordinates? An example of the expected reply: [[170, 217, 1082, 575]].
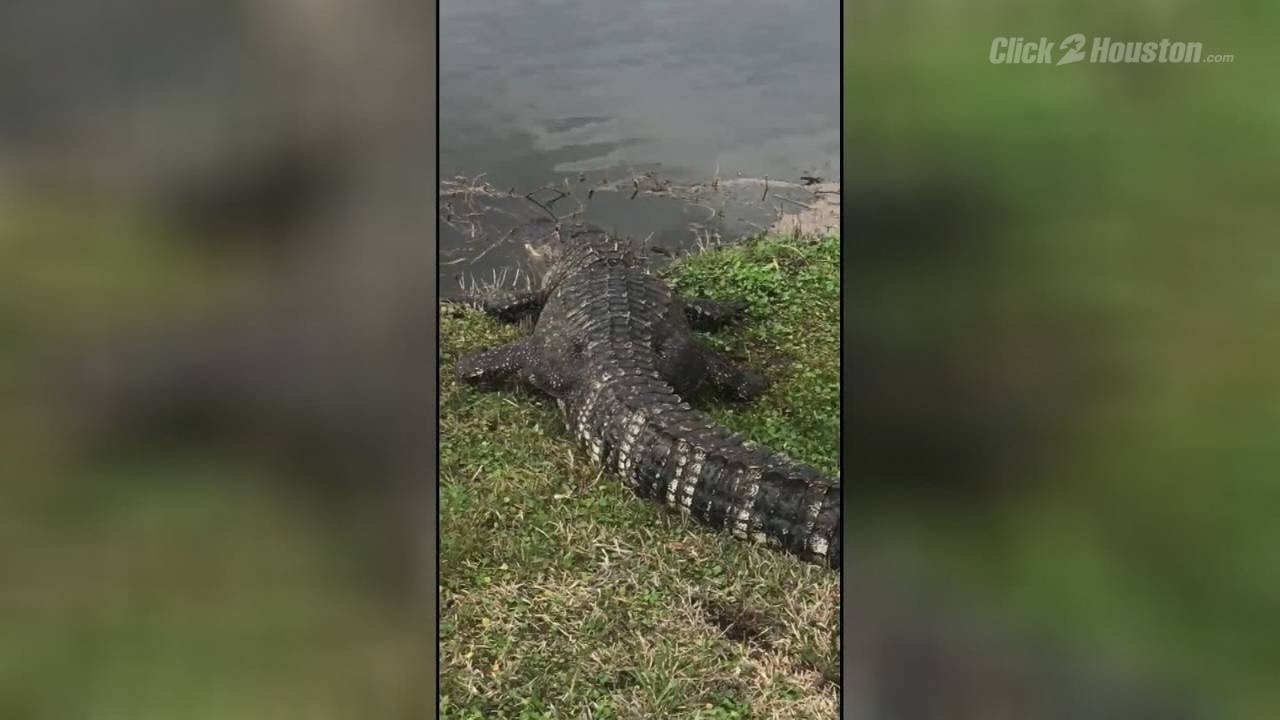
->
[[438, 233, 841, 719]]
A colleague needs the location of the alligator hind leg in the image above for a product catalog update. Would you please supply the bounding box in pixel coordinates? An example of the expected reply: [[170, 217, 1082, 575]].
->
[[456, 340, 532, 387], [659, 331, 770, 402], [682, 297, 750, 331], [695, 343, 770, 401]]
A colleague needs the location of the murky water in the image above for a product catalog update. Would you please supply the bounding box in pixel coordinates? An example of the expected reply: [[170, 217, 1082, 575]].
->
[[439, 0, 840, 289]]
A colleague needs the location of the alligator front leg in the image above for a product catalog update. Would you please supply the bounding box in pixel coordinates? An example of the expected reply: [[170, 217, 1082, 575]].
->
[[479, 290, 545, 324], [682, 297, 750, 331], [456, 340, 533, 387]]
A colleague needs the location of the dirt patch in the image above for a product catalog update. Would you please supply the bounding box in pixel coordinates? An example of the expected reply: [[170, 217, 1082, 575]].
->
[[702, 598, 774, 646], [769, 182, 840, 237]]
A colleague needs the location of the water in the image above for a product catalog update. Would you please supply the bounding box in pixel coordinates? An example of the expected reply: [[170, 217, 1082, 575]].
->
[[439, 0, 840, 290]]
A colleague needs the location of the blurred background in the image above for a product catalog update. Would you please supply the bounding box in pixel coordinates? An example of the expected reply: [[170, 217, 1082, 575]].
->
[[4, 0, 1278, 718], [1, 1, 434, 717], [846, 2, 1279, 719]]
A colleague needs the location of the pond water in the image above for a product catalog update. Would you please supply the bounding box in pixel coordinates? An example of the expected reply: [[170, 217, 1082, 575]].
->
[[439, 0, 840, 291]]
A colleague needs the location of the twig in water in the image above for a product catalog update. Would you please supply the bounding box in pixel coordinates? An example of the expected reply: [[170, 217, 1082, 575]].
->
[[690, 202, 718, 222], [524, 192, 557, 220], [777, 196, 813, 210]]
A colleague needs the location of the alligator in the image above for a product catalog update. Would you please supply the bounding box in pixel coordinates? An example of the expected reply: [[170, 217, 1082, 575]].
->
[[455, 222, 841, 568]]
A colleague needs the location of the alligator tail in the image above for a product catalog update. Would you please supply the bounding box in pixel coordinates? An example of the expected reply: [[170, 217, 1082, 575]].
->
[[562, 375, 841, 568]]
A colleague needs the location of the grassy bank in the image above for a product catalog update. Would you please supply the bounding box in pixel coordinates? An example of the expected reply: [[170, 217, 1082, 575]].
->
[[438, 233, 841, 719]]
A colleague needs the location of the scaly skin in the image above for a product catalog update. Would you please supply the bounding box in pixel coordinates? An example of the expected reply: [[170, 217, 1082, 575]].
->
[[456, 223, 840, 568]]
